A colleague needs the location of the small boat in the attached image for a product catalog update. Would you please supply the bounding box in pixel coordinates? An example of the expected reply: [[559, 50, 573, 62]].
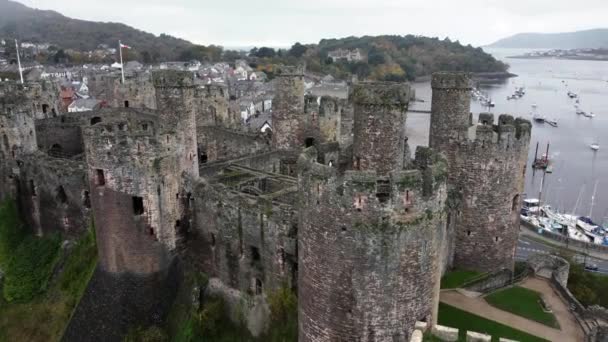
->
[[545, 119, 558, 127], [590, 143, 600, 151], [531, 103, 538, 109], [533, 113, 546, 123], [568, 91, 578, 98], [583, 112, 595, 118]]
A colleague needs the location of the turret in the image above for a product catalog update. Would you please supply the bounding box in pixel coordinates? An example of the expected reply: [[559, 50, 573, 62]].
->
[[351, 82, 410, 175], [271, 65, 306, 150], [298, 146, 448, 341], [429, 72, 472, 149]]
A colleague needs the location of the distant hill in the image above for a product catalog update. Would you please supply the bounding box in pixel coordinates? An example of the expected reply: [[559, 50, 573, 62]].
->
[[250, 35, 509, 81], [0, 0, 196, 62], [488, 29, 608, 49]]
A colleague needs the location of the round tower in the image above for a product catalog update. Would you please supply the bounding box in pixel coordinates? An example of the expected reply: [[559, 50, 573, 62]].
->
[[298, 147, 447, 341], [451, 114, 532, 272], [351, 82, 410, 175], [271, 65, 305, 150], [429, 72, 472, 150], [152, 70, 199, 178]]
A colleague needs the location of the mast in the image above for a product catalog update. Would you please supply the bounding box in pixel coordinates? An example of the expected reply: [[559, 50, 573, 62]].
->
[[15, 39, 24, 84], [119, 40, 125, 84], [589, 180, 599, 218], [534, 142, 539, 161]]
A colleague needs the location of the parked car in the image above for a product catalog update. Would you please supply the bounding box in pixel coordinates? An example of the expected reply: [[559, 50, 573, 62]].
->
[[584, 263, 599, 271]]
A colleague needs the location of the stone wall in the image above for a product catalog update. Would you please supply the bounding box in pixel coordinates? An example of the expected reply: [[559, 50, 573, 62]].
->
[[351, 82, 411, 175], [298, 147, 448, 341], [430, 72, 531, 272], [197, 126, 270, 163], [87, 73, 157, 110], [17, 152, 90, 236], [271, 65, 306, 150], [195, 84, 240, 129]]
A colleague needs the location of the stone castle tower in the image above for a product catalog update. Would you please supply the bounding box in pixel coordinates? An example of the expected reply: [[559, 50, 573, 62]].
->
[[271, 65, 306, 150], [430, 72, 531, 272], [83, 70, 199, 274], [298, 82, 448, 341]]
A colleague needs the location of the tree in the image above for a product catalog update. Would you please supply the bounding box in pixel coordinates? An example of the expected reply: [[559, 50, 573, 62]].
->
[[253, 47, 276, 58], [289, 42, 307, 58]]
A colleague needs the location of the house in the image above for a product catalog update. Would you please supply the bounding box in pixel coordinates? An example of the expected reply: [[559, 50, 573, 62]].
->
[[327, 48, 364, 62], [239, 99, 256, 120], [245, 112, 272, 133], [60, 87, 76, 112], [68, 99, 102, 113], [41, 67, 73, 79]]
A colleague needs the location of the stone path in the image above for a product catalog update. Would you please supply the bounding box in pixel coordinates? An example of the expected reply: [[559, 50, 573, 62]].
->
[[440, 277, 584, 342]]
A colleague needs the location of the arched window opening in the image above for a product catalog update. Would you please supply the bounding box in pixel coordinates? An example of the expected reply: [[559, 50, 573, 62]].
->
[[132, 196, 144, 215], [56, 186, 68, 204], [96, 169, 105, 186], [255, 278, 263, 295], [42, 104, 49, 114], [124, 100, 129, 108], [304, 137, 315, 148], [90, 117, 102, 125], [83, 190, 91, 208]]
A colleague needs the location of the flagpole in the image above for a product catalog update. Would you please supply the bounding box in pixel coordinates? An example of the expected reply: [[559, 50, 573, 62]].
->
[[15, 39, 24, 84], [119, 40, 125, 84]]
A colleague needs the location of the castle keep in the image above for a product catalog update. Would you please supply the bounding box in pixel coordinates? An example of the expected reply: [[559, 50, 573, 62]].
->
[[0, 69, 531, 341]]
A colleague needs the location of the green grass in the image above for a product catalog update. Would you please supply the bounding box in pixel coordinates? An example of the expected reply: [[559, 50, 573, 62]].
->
[[484, 286, 559, 329], [0, 199, 98, 342], [440, 269, 483, 289], [437, 303, 549, 342]]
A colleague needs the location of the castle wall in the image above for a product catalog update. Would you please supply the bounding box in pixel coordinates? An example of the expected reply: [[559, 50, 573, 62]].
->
[[430, 72, 531, 272], [35, 116, 84, 157], [16, 152, 89, 236], [195, 84, 240, 129], [152, 70, 199, 178], [271, 65, 306, 150], [83, 112, 175, 274], [298, 147, 447, 341], [87, 73, 157, 110], [351, 82, 411, 175], [190, 178, 297, 293], [197, 126, 270, 163]]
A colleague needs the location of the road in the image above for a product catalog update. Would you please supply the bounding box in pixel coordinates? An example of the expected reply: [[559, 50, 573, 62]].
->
[[516, 235, 608, 275]]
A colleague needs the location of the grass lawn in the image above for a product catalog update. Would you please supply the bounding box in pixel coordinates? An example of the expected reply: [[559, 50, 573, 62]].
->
[[0, 208, 97, 342], [437, 303, 549, 342], [440, 269, 482, 289], [485, 286, 559, 329]]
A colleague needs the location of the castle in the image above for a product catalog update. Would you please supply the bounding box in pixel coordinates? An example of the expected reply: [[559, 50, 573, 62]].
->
[[0, 67, 531, 341]]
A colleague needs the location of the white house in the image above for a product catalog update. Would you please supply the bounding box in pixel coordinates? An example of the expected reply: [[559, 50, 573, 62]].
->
[[68, 99, 102, 113]]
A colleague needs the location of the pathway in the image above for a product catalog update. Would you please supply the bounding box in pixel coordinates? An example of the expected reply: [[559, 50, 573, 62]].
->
[[440, 277, 584, 342]]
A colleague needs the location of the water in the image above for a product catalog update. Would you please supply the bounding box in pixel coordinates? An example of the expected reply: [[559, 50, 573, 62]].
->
[[407, 48, 608, 224]]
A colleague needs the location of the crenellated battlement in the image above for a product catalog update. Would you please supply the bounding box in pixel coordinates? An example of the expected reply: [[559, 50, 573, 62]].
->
[[467, 113, 532, 152], [299, 146, 447, 224], [351, 82, 411, 106], [431, 72, 472, 90], [152, 70, 195, 88]]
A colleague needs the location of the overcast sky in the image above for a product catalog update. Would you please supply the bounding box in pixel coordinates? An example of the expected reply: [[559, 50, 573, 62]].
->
[[16, 0, 608, 48]]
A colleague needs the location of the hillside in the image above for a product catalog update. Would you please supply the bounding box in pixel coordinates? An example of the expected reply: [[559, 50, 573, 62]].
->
[[489, 28, 608, 49], [0, 0, 195, 61], [251, 35, 509, 81]]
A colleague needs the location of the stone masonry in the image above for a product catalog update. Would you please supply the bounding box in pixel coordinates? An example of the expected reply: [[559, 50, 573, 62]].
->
[[0, 67, 533, 341]]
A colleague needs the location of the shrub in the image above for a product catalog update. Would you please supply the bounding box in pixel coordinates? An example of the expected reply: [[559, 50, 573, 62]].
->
[[2, 234, 61, 302], [0, 199, 25, 267]]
